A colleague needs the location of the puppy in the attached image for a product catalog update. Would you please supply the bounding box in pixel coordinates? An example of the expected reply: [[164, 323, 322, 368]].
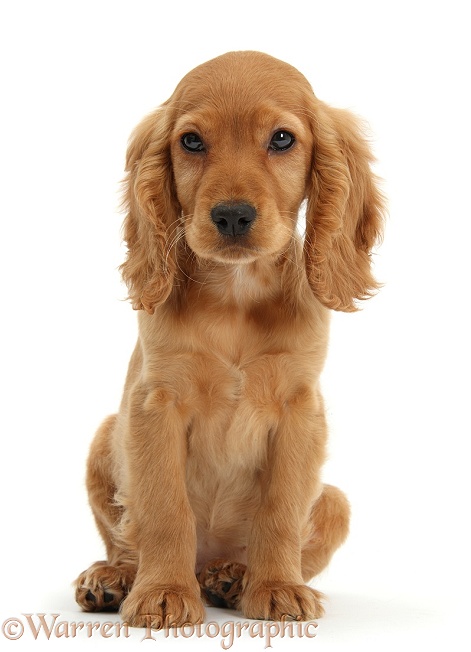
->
[[75, 51, 384, 628]]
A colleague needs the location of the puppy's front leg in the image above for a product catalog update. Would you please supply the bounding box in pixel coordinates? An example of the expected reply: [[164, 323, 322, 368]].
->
[[120, 385, 204, 629], [241, 387, 326, 621]]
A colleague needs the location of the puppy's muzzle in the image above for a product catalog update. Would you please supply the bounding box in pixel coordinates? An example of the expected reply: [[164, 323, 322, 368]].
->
[[211, 203, 256, 236]]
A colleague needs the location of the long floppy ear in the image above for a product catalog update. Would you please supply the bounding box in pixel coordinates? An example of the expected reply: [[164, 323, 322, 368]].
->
[[120, 104, 179, 314], [304, 103, 385, 312]]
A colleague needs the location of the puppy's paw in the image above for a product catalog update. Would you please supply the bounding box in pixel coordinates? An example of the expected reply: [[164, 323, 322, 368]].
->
[[241, 582, 324, 621], [121, 585, 205, 629], [75, 561, 136, 612], [198, 558, 246, 609]]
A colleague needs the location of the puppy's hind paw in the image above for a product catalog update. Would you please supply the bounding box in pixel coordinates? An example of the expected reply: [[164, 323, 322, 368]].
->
[[75, 561, 136, 613], [198, 558, 246, 609]]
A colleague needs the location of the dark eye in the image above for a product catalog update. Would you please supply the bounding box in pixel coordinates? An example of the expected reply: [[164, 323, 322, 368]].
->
[[269, 130, 295, 152], [181, 133, 205, 152]]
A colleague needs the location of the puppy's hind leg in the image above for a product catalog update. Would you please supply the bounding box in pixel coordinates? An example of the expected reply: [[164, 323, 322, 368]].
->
[[301, 484, 351, 582], [75, 415, 137, 612], [197, 485, 349, 615]]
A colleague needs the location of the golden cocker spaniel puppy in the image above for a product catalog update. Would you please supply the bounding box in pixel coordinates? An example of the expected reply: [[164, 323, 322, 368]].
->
[[75, 51, 384, 628]]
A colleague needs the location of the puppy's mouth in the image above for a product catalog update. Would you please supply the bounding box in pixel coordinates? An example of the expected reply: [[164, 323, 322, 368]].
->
[[206, 238, 262, 264]]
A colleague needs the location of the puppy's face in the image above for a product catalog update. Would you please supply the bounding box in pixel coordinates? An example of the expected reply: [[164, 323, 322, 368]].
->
[[169, 53, 315, 264]]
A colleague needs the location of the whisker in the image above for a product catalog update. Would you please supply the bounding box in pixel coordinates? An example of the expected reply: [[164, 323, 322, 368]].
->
[[162, 214, 208, 287], [196, 260, 219, 301]]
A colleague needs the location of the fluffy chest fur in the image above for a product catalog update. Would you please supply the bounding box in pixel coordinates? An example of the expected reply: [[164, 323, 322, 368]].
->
[[126, 258, 329, 566]]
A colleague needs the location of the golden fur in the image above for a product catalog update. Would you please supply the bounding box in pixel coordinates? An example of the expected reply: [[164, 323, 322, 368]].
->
[[75, 51, 384, 628]]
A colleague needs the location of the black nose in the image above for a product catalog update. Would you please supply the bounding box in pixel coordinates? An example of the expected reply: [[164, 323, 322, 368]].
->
[[210, 203, 256, 236]]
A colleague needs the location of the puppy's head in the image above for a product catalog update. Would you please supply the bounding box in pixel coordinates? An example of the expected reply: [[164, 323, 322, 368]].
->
[[169, 52, 314, 267], [121, 51, 384, 313]]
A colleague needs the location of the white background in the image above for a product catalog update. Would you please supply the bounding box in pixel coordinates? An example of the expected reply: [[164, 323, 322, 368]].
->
[[1, 0, 470, 649]]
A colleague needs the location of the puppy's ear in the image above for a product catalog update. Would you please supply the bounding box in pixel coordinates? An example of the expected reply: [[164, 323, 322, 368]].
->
[[120, 105, 179, 314], [304, 104, 385, 311]]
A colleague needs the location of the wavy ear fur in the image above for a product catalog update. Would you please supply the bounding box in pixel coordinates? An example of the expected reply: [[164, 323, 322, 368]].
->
[[120, 105, 179, 313], [305, 103, 385, 312]]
